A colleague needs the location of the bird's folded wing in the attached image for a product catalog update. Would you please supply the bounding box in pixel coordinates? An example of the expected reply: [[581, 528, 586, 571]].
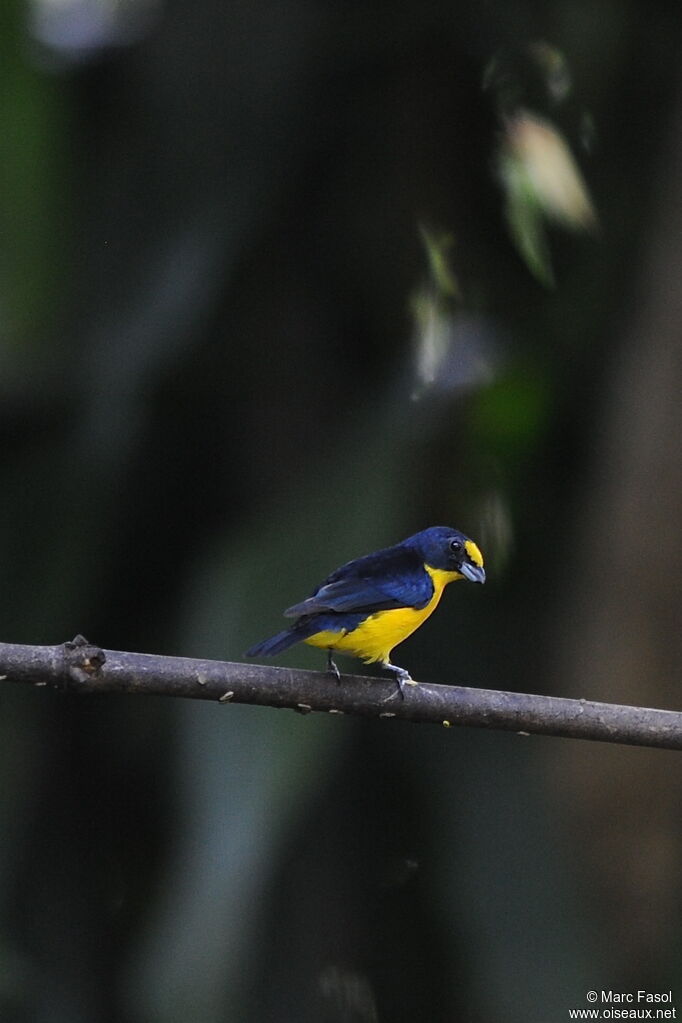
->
[[283, 546, 432, 617]]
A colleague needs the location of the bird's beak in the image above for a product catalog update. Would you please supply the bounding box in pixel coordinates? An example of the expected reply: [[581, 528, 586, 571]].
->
[[460, 562, 486, 584]]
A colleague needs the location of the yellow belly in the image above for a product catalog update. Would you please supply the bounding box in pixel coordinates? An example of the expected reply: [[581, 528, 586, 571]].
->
[[304, 566, 460, 664]]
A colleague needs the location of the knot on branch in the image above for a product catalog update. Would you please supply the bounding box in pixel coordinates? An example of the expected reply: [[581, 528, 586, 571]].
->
[[62, 635, 106, 688]]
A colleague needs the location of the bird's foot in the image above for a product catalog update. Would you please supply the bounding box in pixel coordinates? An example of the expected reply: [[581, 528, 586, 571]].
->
[[381, 662, 418, 701], [326, 650, 342, 684]]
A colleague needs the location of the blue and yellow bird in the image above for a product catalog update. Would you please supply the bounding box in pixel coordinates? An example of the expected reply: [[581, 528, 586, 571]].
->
[[247, 526, 485, 694]]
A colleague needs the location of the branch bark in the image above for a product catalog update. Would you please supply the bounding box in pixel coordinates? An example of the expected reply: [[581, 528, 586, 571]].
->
[[1, 637, 680, 750]]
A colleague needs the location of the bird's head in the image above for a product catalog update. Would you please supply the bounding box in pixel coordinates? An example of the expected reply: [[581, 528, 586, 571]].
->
[[405, 526, 486, 583]]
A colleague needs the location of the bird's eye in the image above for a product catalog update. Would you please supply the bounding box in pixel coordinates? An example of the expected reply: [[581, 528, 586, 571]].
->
[[449, 539, 462, 554]]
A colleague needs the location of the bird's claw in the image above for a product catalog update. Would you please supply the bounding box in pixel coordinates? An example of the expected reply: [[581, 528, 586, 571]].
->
[[381, 662, 418, 700], [326, 650, 342, 684]]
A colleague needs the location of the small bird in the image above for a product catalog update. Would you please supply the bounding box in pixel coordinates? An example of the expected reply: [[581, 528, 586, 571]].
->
[[246, 526, 485, 695]]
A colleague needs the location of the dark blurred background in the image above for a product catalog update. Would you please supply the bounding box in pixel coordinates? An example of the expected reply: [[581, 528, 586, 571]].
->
[[2, 0, 682, 1019]]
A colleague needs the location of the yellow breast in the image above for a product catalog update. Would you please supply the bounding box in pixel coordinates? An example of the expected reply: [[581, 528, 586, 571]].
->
[[304, 565, 460, 664]]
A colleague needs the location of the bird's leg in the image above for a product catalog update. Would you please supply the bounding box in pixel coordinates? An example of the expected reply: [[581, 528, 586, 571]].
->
[[381, 660, 418, 700], [326, 649, 342, 683]]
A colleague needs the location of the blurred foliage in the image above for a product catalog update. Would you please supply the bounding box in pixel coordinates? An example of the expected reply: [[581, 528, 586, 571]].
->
[[485, 43, 598, 286], [1, 0, 682, 1021], [497, 109, 597, 286], [0, 1, 67, 344]]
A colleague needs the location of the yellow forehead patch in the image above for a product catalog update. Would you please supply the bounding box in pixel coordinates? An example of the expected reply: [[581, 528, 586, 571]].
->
[[465, 539, 484, 567]]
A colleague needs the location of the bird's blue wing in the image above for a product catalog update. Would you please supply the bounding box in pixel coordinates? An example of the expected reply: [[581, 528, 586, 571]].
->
[[283, 544, 433, 617]]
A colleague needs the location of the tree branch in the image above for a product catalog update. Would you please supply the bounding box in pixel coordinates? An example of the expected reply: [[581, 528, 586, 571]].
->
[[1, 637, 680, 750]]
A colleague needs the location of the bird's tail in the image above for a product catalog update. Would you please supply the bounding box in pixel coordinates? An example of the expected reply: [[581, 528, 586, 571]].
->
[[247, 615, 336, 658], [246, 627, 302, 658]]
